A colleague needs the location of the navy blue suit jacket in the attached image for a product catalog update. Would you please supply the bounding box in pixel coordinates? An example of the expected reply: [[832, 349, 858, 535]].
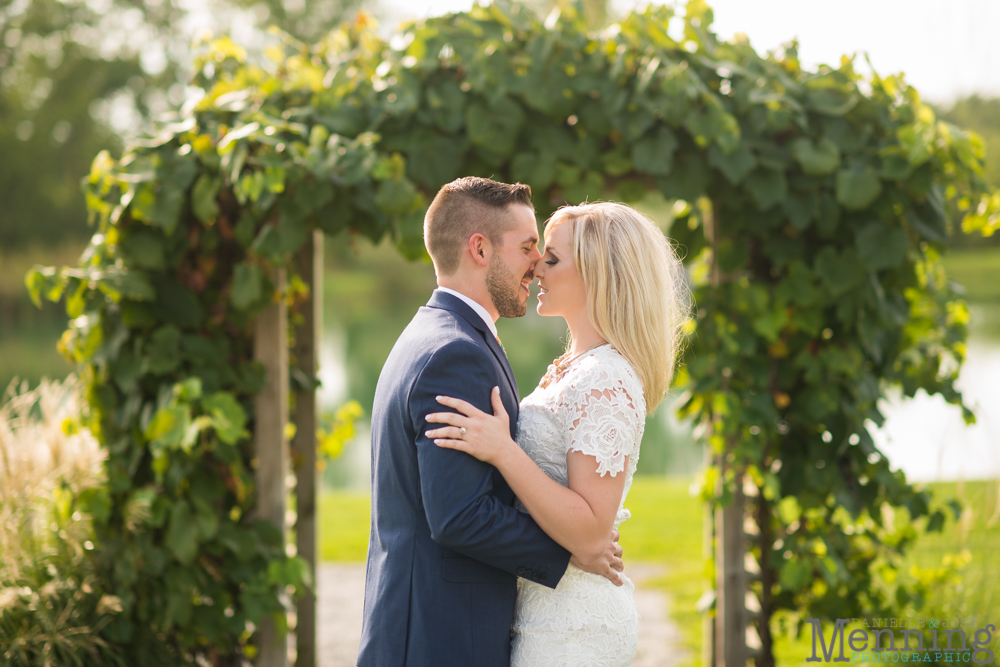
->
[[357, 290, 571, 667]]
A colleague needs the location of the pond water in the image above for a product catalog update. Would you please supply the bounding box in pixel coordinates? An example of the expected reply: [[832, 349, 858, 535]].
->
[[319, 305, 1000, 488], [875, 308, 1000, 482]]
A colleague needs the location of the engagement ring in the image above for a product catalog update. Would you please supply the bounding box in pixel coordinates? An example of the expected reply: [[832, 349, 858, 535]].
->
[[459, 427, 467, 437]]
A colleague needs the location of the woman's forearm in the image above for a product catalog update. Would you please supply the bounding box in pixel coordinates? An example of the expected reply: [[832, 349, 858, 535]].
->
[[494, 443, 614, 562]]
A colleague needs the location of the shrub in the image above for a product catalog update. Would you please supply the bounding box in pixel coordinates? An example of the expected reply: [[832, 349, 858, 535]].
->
[[0, 376, 123, 666]]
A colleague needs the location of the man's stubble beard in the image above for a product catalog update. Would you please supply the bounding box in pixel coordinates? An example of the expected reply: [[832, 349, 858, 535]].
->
[[487, 254, 530, 318]]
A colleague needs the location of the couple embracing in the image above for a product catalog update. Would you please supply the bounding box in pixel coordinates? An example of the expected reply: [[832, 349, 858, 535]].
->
[[357, 177, 688, 667]]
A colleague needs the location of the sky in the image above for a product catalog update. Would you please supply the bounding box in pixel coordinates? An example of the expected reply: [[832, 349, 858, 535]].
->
[[377, 0, 1000, 103]]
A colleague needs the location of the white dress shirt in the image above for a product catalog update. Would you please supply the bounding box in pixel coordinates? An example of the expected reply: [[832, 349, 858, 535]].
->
[[437, 287, 499, 340]]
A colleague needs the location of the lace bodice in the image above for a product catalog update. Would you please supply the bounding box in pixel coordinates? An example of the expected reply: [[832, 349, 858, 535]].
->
[[515, 344, 646, 529], [510, 344, 644, 667]]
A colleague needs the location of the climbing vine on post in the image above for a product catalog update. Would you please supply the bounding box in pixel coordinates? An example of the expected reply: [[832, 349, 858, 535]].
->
[[28, 1, 997, 664]]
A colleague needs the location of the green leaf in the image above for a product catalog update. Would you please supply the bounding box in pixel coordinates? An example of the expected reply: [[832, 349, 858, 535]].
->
[[744, 169, 788, 210], [879, 152, 913, 181], [218, 122, 261, 151], [907, 208, 947, 244], [426, 80, 466, 133], [836, 166, 882, 210], [396, 208, 431, 262], [176, 377, 203, 401], [144, 405, 190, 449], [789, 137, 840, 175], [658, 151, 710, 202], [236, 171, 264, 204], [25, 265, 64, 307], [148, 182, 190, 235], [119, 229, 166, 270], [143, 325, 181, 375], [166, 500, 199, 565], [111, 341, 141, 391], [217, 521, 257, 560], [716, 238, 749, 273], [630, 126, 678, 176], [511, 152, 558, 189], [555, 162, 581, 188], [816, 192, 841, 237], [763, 235, 805, 268], [615, 106, 655, 142], [405, 132, 467, 186], [784, 190, 818, 231], [814, 246, 864, 296], [191, 174, 220, 223], [231, 263, 263, 311], [855, 222, 907, 271], [192, 497, 219, 541], [374, 178, 418, 216], [152, 276, 202, 329], [925, 509, 945, 533], [465, 97, 525, 155], [779, 557, 811, 590], [616, 179, 647, 202], [753, 304, 789, 342], [708, 144, 756, 184], [599, 149, 632, 178], [684, 104, 737, 149], [95, 268, 156, 302], [806, 89, 859, 116], [371, 153, 406, 181], [202, 391, 249, 445], [563, 171, 605, 205]]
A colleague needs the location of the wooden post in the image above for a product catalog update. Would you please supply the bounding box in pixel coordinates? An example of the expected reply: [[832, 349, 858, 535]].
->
[[292, 231, 322, 667], [255, 268, 289, 667], [705, 199, 748, 667], [703, 442, 717, 667], [715, 459, 747, 667]]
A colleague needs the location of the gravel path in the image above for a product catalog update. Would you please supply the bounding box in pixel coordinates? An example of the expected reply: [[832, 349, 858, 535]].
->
[[316, 562, 687, 667]]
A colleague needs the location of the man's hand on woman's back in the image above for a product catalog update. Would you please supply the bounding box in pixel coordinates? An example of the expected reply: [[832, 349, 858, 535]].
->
[[570, 529, 625, 586]]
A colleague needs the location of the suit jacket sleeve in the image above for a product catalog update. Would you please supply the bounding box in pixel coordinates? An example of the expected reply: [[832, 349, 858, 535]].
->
[[410, 339, 571, 588]]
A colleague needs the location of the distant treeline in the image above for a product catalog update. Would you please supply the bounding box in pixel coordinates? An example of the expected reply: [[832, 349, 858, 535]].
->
[[0, 0, 364, 250], [2, 0, 999, 251]]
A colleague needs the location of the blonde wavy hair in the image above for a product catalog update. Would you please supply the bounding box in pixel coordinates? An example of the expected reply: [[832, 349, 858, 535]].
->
[[545, 202, 690, 412]]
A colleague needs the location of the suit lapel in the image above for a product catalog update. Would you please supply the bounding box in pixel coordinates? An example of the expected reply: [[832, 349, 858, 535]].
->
[[426, 290, 519, 400], [483, 329, 519, 400]]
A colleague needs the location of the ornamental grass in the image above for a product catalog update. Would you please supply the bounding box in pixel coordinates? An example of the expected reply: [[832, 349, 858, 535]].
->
[[0, 376, 123, 666]]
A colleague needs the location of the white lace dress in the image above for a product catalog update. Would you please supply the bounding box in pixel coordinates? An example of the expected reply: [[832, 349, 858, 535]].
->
[[511, 344, 645, 667]]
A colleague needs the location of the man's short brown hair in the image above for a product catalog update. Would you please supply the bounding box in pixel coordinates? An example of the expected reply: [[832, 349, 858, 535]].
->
[[423, 177, 534, 276]]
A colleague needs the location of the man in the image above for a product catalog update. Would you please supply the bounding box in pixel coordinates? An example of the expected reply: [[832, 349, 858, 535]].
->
[[357, 177, 623, 667]]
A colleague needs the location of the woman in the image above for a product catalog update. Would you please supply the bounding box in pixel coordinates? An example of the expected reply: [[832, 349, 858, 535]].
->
[[425, 201, 688, 666]]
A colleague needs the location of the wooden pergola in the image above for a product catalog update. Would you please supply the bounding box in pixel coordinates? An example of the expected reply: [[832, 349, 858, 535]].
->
[[253, 231, 324, 666], [250, 226, 757, 667]]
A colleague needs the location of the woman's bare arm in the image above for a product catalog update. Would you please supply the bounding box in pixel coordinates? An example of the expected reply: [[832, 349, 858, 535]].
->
[[426, 387, 626, 563]]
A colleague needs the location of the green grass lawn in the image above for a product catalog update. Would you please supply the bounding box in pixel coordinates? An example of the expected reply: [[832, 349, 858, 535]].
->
[[319, 476, 1000, 666]]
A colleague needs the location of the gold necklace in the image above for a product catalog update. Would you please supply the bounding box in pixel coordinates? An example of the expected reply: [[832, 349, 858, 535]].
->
[[539, 342, 609, 389]]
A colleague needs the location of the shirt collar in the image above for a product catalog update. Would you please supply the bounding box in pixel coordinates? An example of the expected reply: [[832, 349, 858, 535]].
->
[[437, 287, 499, 339]]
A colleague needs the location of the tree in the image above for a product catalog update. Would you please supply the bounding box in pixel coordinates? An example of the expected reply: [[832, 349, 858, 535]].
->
[[28, 1, 998, 663], [0, 0, 364, 249]]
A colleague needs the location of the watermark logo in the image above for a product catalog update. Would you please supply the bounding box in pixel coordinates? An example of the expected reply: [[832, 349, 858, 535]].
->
[[805, 618, 996, 664]]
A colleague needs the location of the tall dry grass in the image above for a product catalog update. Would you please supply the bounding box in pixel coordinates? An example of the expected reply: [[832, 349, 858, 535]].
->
[[0, 375, 123, 666]]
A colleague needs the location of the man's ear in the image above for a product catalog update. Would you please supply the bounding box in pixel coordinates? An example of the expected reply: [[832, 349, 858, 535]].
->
[[468, 233, 490, 267]]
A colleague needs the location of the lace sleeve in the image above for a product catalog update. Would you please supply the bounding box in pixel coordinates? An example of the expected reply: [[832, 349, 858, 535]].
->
[[560, 360, 645, 477]]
